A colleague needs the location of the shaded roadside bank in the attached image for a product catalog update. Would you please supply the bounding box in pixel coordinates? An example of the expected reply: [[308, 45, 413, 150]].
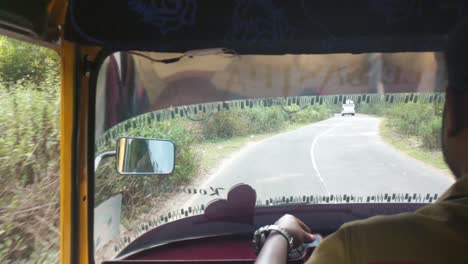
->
[[358, 102, 450, 174]]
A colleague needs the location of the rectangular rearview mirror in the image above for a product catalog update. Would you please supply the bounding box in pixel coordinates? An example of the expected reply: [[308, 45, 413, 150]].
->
[[116, 137, 175, 175]]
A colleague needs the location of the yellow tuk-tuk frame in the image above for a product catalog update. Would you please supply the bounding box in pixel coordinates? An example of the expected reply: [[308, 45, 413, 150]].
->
[[0, 1, 463, 263], [50, 2, 100, 262], [41, 0, 100, 263], [60, 41, 99, 264]]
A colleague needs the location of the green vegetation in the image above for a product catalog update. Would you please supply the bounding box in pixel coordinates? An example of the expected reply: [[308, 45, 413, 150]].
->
[[0, 37, 60, 263], [199, 104, 336, 140], [95, 119, 202, 223], [380, 120, 449, 172], [0, 78, 60, 261], [196, 104, 338, 173], [0, 37, 59, 87], [0, 35, 336, 262], [356, 102, 390, 116], [0, 34, 335, 262], [0, 33, 448, 263], [200, 108, 286, 139], [358, 101, 448, 171], [95, 104, 337, 225], [385, 103, 443, 150]]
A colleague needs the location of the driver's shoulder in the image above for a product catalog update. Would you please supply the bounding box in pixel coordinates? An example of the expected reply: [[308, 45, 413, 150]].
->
[[331, 203, 468, 263], [336, 202, 452, 247], [341, 200, 463, 233], [341, 210, 421, 235], [342, 201, 458, 234], [338, 202, 468, 255]]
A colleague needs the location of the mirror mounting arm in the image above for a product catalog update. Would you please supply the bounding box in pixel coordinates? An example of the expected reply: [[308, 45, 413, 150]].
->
[[94, 151, 116, 172]]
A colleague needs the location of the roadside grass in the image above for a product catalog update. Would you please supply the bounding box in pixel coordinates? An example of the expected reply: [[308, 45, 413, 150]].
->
[[379, 119, 450, 173], [0, 83, 60, 264], [359, 102, 449, 174]]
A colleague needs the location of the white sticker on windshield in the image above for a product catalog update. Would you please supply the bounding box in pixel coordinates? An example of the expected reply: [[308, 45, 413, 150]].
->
[[94, 194, 123, 251]]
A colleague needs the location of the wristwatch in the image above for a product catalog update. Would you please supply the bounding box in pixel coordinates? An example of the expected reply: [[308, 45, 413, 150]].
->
[[252, 225, 294, 255]]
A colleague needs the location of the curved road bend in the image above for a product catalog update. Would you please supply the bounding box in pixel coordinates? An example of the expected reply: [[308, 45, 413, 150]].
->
[[185, 115, 454, 207]]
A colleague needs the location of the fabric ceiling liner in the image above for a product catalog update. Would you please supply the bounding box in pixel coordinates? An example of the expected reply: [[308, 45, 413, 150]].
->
[[65, 0, 468, 54]]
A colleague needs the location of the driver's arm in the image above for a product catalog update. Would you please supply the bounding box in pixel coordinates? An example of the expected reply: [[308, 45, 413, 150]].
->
[[255, 214, 350, 264], [255, 215, 315, 264], [255, 232, 289, 264]]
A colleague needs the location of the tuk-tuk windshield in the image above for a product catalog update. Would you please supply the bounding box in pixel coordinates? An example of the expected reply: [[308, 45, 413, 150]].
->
[[93, 51, 453, 261]]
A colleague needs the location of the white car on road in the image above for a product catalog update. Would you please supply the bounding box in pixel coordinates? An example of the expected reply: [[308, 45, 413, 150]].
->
[[341, 100, 355, 116]]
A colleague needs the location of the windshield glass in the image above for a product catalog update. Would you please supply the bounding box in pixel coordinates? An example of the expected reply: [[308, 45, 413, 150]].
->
[[93, 51, 453, 262]]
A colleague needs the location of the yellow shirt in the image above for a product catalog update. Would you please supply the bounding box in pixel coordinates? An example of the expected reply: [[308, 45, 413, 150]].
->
[[307, 176, 468, 264]]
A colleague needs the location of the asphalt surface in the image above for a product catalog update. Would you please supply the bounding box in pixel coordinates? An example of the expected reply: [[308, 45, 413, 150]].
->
[[185, 114, 454, 207]]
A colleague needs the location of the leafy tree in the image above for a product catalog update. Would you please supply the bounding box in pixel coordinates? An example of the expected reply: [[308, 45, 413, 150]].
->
[[0, 36, 58, 89]]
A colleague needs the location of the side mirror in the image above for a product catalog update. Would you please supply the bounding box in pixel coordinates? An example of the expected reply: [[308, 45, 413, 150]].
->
[[116, 137, 175, 175]]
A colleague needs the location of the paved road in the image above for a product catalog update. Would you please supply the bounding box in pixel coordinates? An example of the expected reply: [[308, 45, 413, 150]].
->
[[185, 115, 454, 207]]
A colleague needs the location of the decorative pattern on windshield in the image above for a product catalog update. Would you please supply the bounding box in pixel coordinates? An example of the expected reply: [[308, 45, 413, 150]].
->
[[96, 93, 444, 150], [108, 191, 439, 256], [93, 51, 452, 262]]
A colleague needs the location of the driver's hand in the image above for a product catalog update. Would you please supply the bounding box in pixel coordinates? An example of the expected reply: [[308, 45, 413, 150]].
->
[[275, 214, 316, 247]]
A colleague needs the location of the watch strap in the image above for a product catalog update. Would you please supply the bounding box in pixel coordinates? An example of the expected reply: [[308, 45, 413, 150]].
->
[[252, 225, 294, 255]]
